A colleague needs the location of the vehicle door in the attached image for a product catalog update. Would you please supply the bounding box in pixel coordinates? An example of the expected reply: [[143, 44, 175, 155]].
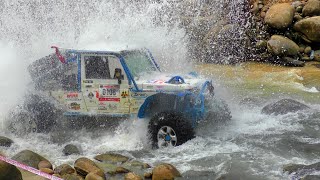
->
[[81, 54, 130, 114]]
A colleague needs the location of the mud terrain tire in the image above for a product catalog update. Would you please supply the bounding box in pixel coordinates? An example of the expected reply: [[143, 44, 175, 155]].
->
[[8, 94, 58, 135], [148, 111, 195, 148]]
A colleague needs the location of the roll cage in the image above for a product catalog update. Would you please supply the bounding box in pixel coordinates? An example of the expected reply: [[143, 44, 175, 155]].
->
[[55, 47, 161, 92]]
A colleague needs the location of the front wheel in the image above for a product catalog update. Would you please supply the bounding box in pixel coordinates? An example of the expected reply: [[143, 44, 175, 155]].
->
[[148, 111, 195, 148]]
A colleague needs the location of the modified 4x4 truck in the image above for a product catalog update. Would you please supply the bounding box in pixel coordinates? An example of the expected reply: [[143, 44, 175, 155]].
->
[[8, 47, 231, 148]]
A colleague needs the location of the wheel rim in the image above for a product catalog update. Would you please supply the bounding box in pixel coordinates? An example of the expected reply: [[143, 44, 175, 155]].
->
[[157, 126, 177, 148]]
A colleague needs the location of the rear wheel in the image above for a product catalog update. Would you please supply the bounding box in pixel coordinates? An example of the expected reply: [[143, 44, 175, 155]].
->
[[7, 94, 58, 135], [148, 111, 195, 148]]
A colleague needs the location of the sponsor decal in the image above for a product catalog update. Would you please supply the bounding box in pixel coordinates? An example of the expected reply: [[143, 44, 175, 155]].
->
[[69, 102, 81, 110], [121, 90, 129, 98], [99, 98, 120, 102], [66, 93, 81, 101], [88, 92, 94, 99], [131, 92, 147, 98], [108, 104, 117, 110], [98, 106, 108, 110], [83, 80, 93, 83]]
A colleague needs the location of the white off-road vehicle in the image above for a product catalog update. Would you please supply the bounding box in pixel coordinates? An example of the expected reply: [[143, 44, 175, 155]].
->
[[8, 47, 231, 148]]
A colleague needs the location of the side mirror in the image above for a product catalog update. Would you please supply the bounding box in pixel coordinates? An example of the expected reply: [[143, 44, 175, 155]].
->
[[114, 68, 123, 84]]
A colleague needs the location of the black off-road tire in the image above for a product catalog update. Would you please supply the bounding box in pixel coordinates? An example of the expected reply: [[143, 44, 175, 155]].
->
[[148, 111, 195, 148], [8, 94, 58, 135]]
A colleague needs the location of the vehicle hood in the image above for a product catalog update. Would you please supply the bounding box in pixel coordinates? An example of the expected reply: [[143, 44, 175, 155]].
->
[[135, 72, 210, 92]]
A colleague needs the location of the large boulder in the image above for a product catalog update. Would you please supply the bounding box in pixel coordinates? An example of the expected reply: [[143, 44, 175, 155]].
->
[[11, 150, 50, 169], [302, 0, 320, 16], [261, 99, 309, 115], [267, 35, 299, 56], [0, 160, 23, 180], [0, 136, 14, 147], [74, 157, 105, 179], [294, 16, 320, 43], [152, 163, 181, 180], [265, 3, 295, 29], [63, 144, 81, 156]]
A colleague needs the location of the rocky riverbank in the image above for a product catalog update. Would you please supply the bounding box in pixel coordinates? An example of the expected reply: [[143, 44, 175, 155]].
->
[[159, 0, 320, 66], [0, 141, 182, 180]]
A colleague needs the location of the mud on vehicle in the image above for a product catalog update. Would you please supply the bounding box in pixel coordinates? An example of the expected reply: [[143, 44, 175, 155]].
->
[[7, 46, 231, 148]]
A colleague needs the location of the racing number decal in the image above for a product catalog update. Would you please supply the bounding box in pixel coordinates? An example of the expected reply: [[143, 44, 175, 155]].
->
[[102, 88, 117, 96], [99, 85, 120, 102]]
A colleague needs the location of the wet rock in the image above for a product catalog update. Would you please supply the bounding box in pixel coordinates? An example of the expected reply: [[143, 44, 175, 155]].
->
[[294, 14, 303, 21], [296, 5, 303, 13], [282, 57, 305, 67], [302, 0, 320, 16], [256, 40, 267, 50], [11, 150, 50, 169], [294, 16, 320, 43], [267, 35, 299, 56], [144, 172, 152, 179], [74, 157, 105, 179], [85, 172, 105, 180], [94, 153, 129, 164], [152, 163, 181, 180], [261, 99, 309, 115], [123, 160, 151, 169], [283, 162, 320, 174], [0, 160, 23, 180], [314, 50, 320, 61], [54, 164, 76, 176], [302, 175, 320, 180], [63, 174, 85, 180], [38, 160, 53, 169], [40, 167, 54, 174], [265, 3, 295, 29], [63, 144, 81, 156], [304, 46, 312, 54], [125, 172, 143, 180], [0, 136, 13, 147], [116, 166, 130, 173]]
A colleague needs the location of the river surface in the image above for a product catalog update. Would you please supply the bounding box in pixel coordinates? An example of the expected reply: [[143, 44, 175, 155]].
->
[[0, 1, 320, 180]]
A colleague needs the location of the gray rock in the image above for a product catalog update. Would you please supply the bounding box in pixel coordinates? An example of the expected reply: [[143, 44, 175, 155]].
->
[[0, 160, 23, 180], [302, 0, 320, 16], [302, 175, 320, 180], [261, 99, 309, 115], [282, 57, 305, 67], [0, 136, 13, 147], [304, 46, 312, 54], [265, 3, 295, 29], [94, 153, 129, 164], [294, 16, 320, 43], [63, 144, 80, 156], [267, 35, 299, 56], [283, 162, 320, 174], [11, 150, 49, 169], [314, 50, 320, 61]]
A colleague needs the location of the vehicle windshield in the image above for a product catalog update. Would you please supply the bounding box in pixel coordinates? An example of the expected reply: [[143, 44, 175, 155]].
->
[[121, 50, 158, 79]]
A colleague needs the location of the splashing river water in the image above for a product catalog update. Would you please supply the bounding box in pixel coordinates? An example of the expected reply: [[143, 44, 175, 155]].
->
[[0, 1, 319, 180]]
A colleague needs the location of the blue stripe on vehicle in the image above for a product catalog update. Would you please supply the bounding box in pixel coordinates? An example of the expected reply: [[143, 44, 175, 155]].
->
[[77, 53, 81, 92]]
